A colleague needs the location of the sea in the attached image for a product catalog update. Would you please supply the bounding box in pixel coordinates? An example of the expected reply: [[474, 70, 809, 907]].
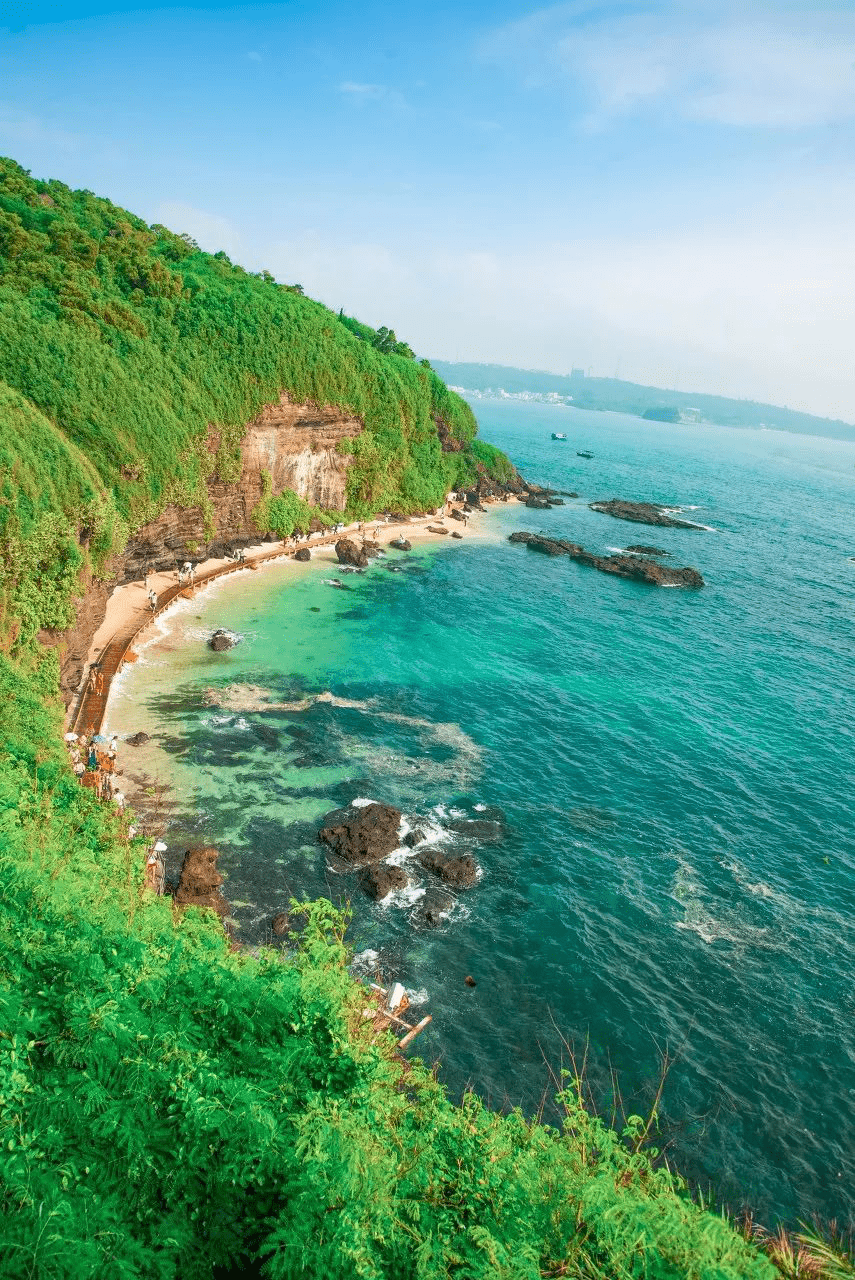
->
[[105, 398, 855, 1230]]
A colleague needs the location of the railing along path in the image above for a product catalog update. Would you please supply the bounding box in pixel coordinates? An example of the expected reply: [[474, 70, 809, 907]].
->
[[68, 526, 381, 738]]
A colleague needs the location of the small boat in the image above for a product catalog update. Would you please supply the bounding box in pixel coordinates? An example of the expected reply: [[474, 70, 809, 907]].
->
[[576, 450, 594, 458], [551, 432, 567, 440]]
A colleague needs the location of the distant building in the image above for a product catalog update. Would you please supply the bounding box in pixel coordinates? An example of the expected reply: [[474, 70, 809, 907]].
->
[[570, 367, 585, 380]]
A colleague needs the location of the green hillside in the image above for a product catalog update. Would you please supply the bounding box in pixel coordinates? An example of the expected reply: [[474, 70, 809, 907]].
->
[[0, 157, 502, 660], [0, 159, 819, 1278]]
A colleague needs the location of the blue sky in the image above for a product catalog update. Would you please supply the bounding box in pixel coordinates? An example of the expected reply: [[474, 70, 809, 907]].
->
[[2, 1, 854, 418]]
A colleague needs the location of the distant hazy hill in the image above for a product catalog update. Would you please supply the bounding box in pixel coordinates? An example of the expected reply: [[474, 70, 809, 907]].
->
[[431, 361, 855, 442]]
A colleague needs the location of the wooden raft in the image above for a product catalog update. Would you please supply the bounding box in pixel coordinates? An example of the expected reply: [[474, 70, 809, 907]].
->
[[364, 982, 432, 1050]]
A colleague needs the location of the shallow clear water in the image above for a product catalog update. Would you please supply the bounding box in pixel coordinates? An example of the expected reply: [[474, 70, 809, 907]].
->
[[108, 400, 855, 1228]]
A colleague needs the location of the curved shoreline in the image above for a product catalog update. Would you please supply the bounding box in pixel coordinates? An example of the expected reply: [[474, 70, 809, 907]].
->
[[69, 504, 511, 738]]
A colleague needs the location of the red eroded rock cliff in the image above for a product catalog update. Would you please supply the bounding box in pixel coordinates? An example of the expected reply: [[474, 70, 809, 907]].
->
[[55, 394, 363, 705]]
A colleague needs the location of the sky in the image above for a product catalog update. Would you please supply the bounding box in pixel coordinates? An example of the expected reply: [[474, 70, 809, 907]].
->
[[2, 1, 854, 420]]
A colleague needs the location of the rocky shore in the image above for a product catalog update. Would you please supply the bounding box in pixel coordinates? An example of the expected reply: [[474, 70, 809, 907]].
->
[[316, 800, 492, 915], [508, 532, 705, 587]]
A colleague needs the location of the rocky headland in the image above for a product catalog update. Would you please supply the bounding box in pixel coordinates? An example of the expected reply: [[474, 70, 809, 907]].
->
[[509, 532, 704, 587]]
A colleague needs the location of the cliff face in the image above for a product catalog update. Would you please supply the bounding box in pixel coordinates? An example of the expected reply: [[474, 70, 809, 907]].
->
[[242, 393, 361, 510], [55, 393, 362, 704]]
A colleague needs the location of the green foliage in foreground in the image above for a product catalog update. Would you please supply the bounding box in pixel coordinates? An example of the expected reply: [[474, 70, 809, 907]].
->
[[0, 156, 512, 659], [0, 656, 778, 1279]]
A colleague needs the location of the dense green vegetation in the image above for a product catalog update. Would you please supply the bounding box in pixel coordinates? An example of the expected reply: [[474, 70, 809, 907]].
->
[[430, 361, 855, 440], [0, 157, 505, 659], [0, 159, 834, 1277]]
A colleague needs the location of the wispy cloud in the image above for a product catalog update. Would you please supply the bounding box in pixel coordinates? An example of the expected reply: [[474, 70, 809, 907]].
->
[[246, 50, 263, 63], [0, 104, 82, 151], [338, 81, 407, 108], [482, 2, 855, 128]]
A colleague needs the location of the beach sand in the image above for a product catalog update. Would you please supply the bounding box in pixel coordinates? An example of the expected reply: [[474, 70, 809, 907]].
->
[[80, 505, 507, 700]]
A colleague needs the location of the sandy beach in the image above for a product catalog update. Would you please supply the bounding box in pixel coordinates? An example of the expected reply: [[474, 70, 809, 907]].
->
[[67, 498, 514, 831], [81, 506, 504, 698]]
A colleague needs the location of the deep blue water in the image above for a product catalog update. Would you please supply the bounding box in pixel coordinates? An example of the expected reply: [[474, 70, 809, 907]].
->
[[109, 400, 855, 1229]]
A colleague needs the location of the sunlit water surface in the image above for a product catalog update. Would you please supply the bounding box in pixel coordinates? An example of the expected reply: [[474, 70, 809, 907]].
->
[[108, 401, 855, 1228]]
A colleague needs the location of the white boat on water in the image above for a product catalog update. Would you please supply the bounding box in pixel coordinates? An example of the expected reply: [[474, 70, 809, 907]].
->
[[551, 432, 567, 440]]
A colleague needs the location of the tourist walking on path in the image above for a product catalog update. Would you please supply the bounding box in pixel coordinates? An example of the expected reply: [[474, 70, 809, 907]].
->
[[147, 588, 158, 613]]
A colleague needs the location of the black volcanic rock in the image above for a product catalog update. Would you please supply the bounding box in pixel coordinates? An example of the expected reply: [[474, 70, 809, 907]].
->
[[209, 629, 238, 651], [419, 848, 479, 888], [335, 538, 369, 567], [626, 545, 671, 556], [360, 863, 407, 901], [525, 497, 552, 509], [127, 731, 150, 746], [390, 536, 412, 550], [318, 802, 402, 864], [413, 888, 455, 928], [294, 547, 311, 561], [508, 532, 704, 587], [589, 499, 704, 529]]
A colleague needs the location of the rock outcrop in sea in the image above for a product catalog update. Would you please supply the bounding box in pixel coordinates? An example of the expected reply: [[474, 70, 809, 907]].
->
[[360, 863, 408, 901], [318, 801, 403, 864], [418, 848, 479, 888], [589, 499, 705, 529], [209, 629, 239, 651], [509, 532, 704, 587], [335, 538, 369, 568]]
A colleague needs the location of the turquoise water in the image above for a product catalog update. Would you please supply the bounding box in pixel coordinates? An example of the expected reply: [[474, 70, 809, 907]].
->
[[108, 400, 855, 1229]]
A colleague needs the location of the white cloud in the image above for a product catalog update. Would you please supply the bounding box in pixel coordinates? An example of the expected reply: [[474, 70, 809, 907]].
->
[[246, 50, 263, 63], [0, 104, 82, 151], [483, 2, 855, 128], [339, 82, 389, 99], [153, 201, 243, 259], [338, 82, 407, 108]]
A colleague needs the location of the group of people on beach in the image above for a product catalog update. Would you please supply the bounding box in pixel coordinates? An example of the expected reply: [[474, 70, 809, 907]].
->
[[64, 731, 126, 808]]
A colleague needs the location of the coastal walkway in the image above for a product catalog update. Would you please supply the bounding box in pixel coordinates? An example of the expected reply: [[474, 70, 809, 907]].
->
[[66, 518, 433, 739]]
